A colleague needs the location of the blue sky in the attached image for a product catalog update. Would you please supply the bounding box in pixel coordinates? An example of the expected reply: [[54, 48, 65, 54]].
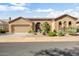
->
[[0, 3, 79, 19]]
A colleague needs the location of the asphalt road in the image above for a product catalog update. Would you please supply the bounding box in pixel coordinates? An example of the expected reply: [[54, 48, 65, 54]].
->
[[0, 42, 79, 56]]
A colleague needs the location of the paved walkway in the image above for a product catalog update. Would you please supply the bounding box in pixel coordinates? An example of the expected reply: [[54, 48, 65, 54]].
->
[[0, 33, 79, 42]]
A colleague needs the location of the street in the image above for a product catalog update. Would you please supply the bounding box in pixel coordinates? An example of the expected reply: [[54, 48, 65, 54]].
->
[[0, 42, 79, 56]]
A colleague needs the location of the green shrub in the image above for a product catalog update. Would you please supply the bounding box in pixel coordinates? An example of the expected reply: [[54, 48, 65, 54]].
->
[[48, 31, 57, 36], [57, 30, 65, 36], [28, 30, 35, 33], [1, 30, 6, 33], [42, 22, 51, 34], [0, 29, 6, 33], [77, 28, 79, 32], [67, 27, 77, 35], [42, 30, 46, 35]]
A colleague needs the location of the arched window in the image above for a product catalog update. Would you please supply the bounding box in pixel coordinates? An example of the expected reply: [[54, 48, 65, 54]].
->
[[69, 21, 72, 26], [59, 21, 62, 25], [59, 21, 62, 30]]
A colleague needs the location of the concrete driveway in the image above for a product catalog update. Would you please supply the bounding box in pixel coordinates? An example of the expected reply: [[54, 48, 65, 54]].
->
[[0, 33, 34, 37]]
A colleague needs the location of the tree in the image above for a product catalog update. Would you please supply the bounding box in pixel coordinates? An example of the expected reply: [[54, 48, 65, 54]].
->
[[42, 22, 51, 35]]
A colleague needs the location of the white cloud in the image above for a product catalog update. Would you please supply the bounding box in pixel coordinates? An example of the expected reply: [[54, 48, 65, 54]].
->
[[34, 8, 79, 18], [10, 3, 26, 7], [63, 9, 79, 17], [9, 6, 26, 11], [0, 3, 29, 11], [47, 8, 79, 18], [0, 5, 8, 11], [35, 8, 54, 12], [0, 3, 79, 18], [47, 10, 63, 18]]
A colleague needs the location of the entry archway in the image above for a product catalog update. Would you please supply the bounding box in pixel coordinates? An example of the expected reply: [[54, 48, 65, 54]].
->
[[35, 22, 41, 32]]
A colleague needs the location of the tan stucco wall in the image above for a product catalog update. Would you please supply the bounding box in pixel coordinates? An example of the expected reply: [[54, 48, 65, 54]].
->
[[55, 16, 76, 31], [31, 20, 52, 31], [76, 23, 79, 29], [51, 20, 56, 32], [9, 19, 32, 33], [31, 20, 52, 25]]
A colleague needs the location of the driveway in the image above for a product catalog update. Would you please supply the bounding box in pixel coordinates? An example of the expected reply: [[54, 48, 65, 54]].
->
[[0, 33, 45, 38], [0, 33, 34, 37]]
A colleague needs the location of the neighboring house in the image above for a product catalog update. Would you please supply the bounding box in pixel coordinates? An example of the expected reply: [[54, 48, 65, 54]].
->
[[0, 20, 9, 32], [8, 14, 78, 33]]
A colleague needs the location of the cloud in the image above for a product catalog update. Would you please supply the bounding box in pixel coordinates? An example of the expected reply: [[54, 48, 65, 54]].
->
[[46, 10, 63, 18], [35, 8, 54, 12], [33, 8, 79, 18], [10, 3, 26, 7], [0, 3, 79, 18], [9, 6, 26, 11], [0, 3, 29, 11], [47, 8, 79, 18], [0, 5, 8, 11], [63, 9, 79, 17]]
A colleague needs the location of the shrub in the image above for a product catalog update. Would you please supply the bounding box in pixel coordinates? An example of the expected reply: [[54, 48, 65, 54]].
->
[[42, 30, 46, 35], [0, 29, 6, 33], [67, 27, 77, 35], [48, 31, 57, 36], [28, 30, 35, 33], [42, 22, 51, 34], [77, 28, 79, 32], [57, 30, 65, 36]]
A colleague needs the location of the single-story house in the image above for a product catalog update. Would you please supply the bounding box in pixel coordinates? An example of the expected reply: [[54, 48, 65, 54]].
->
[[8, 14, 78, 33]]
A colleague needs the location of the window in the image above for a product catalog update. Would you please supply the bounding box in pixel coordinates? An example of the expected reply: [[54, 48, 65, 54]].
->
[[59, 21, 62, 30], [69, 21, 72, 26], [59, 21, 62, 25]]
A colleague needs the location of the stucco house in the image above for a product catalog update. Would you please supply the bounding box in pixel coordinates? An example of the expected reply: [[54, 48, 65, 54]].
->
[[8, 14, 78, 33]]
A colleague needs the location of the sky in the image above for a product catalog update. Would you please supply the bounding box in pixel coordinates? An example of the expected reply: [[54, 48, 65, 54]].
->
[[0, 3, 79, 20]]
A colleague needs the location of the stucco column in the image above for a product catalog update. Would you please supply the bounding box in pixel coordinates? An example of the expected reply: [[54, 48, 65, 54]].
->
[[9, 24, 12, 33], [67, 21, 69, 29], [62, 21, 64, 29], [51, 20, 55, 32]]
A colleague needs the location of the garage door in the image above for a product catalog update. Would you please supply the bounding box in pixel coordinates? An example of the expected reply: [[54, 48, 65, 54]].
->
[[13, 25, 30, 33]]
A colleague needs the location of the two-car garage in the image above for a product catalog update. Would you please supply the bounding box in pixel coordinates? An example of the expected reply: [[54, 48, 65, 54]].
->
[[12, 25, 30, 33], [9, 17, 32, 33]]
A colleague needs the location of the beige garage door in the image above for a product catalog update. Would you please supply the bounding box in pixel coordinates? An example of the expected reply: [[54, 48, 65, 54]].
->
[[13, 25, 30, 33]]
